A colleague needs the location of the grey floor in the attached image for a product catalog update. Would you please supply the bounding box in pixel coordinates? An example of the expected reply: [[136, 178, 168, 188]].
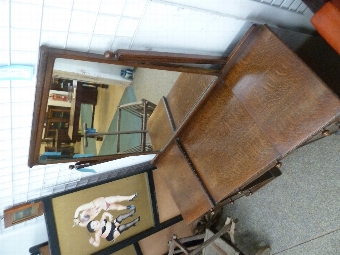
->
[[220, 134, 340, 255]]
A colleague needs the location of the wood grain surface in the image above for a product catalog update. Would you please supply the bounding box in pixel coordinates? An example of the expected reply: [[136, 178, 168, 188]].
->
[[166, 73, 216, 128], [156, 143, 214, 224], [179, 82, 280, 203], [147, 97, 173, 151], [147, 73, 216, 151], [149, 25, 340, 224], [227, 25, 340, 156]]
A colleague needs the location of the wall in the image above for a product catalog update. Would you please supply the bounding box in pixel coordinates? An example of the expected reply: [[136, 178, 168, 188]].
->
[[0, 219, 47, 255], [53, 59, 132, 87]]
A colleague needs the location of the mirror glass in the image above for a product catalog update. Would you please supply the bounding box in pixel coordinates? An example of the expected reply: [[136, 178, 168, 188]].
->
[[39, 58, 181, 163]]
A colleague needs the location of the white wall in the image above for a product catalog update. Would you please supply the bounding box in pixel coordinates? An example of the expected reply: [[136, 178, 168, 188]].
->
[[0, 219, 48, 255], [54, 58, 132, 87]]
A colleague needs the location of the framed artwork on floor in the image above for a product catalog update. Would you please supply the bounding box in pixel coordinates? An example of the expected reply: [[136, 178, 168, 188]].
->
[[41, 163, 182, 255], [50, 173, 154, 255]]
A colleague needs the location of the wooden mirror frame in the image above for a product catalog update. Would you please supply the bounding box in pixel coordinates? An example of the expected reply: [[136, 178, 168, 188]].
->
[[28, 46, 227, 167]]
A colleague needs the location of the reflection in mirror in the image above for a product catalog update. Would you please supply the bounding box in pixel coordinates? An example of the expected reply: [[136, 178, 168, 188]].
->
[[39, 58, 181, 164]]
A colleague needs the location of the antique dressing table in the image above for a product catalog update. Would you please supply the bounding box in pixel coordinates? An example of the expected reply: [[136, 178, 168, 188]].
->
[[147, 25, 340, 224], [68, 82, 99, 142], [27, 23, 340, 255]]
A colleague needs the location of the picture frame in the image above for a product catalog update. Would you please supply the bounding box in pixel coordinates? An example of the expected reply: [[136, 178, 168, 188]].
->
[[4, 201, 44, 228], [42, 163, 182, 255]]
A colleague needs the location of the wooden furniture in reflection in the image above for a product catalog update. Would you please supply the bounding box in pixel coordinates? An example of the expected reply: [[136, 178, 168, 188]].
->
[[68, 82, 98, 142], [44, 106, 70, 138], [51, 78, 72, 92], [44, 129, 74, 156], [54, 129, 72, 148], [148, 25, 340, 224]]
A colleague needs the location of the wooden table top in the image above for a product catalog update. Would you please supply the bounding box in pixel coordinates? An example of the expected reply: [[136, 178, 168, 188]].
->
[[148, 25, 340, 224]]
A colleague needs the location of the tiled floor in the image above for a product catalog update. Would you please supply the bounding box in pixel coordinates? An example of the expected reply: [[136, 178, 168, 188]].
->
[[220, 134, 340, 254]]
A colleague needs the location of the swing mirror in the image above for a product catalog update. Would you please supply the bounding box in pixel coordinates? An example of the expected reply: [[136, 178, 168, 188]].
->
[[28, 46, 223, 167]]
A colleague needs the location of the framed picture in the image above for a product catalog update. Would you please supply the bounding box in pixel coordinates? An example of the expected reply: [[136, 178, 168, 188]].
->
[[52, 173, 154, 255], [4, 201, 44, 228], [41, 163, 183, 255]]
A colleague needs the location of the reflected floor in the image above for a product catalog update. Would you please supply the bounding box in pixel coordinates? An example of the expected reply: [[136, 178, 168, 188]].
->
[[77, 68, 180, 156], [78, 85, 139, 156]]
